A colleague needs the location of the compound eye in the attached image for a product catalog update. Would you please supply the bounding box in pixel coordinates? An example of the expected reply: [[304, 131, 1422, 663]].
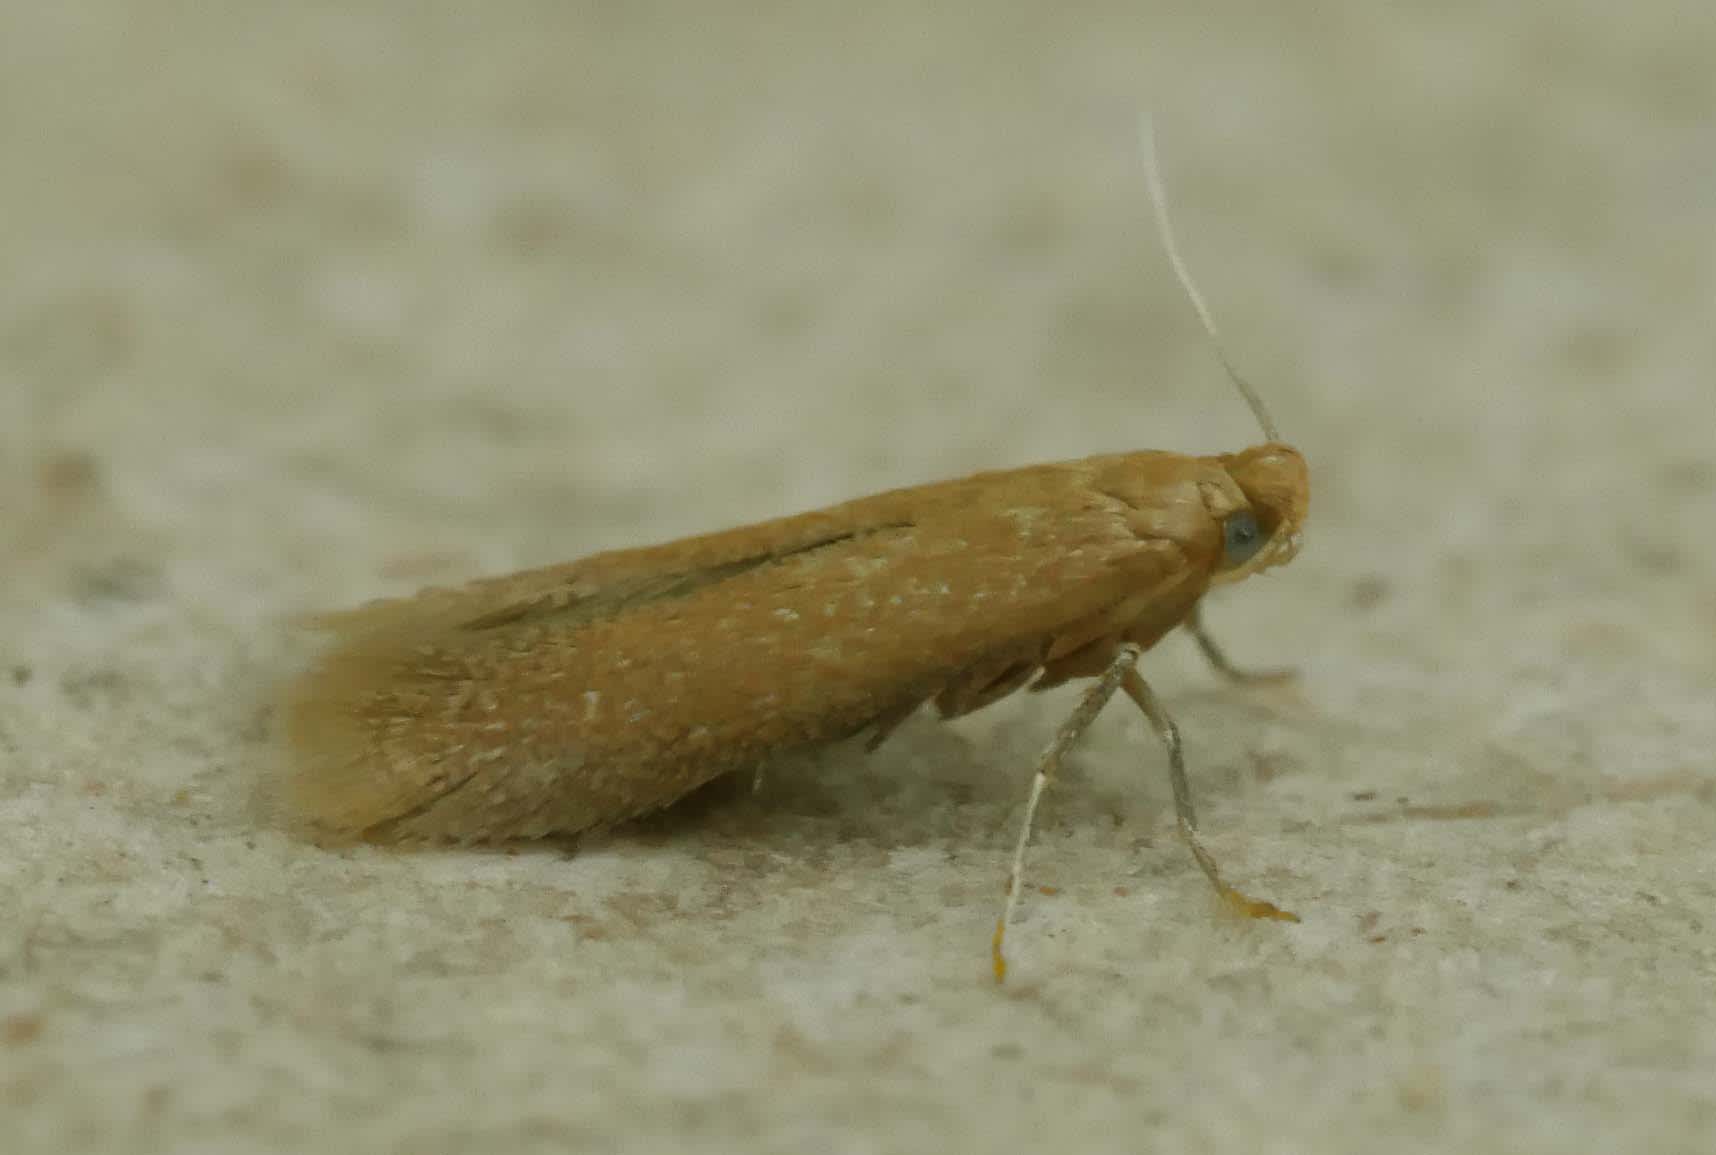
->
[[1221, 510, 1265, 568]]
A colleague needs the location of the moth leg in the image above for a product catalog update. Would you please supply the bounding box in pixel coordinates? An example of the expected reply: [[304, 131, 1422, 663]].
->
[[1120, 666, 1298, 924], [994, 642, 1142, 984], [1186, 604, 1295, 684]]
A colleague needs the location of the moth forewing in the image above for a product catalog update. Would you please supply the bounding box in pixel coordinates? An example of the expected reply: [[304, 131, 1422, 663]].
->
[[283, 450, 1295, 843]]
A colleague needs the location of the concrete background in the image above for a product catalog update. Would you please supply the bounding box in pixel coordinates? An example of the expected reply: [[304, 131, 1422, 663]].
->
[[3, 3, 1714, 1152]]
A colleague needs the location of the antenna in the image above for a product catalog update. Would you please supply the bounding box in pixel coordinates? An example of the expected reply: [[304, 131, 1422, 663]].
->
[[1137, 113, 1280, 443]]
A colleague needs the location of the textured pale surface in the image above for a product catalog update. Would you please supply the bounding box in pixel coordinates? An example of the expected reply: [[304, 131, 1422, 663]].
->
[[3, 3, 1714, 1152]]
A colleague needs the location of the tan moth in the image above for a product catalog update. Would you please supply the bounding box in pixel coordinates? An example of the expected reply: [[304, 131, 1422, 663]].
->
[[281, 118, 1308, 982]]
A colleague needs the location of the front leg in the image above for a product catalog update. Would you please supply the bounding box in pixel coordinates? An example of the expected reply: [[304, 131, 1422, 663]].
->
[[1120, 665, 1297, 923], [993, 643, 1142, 984]]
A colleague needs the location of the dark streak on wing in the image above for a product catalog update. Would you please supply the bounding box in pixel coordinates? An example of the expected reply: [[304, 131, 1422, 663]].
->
[[455, 523, 916, 633]]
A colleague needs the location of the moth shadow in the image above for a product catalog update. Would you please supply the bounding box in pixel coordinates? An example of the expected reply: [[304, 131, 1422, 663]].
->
[[622, 715, 1007, 853]]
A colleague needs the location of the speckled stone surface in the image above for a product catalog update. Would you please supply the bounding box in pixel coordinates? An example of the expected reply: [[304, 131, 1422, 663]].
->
[[4, 4, 1714, 1152]]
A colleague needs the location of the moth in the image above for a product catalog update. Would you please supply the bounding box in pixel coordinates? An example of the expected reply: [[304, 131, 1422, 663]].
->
[[281, 121, 1309, 981]]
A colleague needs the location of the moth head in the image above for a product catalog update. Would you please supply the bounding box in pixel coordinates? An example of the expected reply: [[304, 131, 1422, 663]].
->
[[1207, 442, 1308, 584]]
